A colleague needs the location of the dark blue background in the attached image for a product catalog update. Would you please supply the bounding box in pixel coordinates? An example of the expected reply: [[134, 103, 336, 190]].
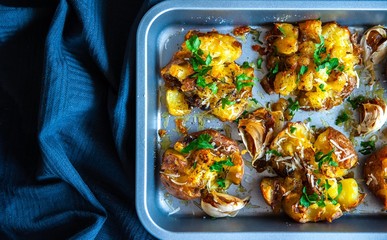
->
[[0, 0, 159, 239]]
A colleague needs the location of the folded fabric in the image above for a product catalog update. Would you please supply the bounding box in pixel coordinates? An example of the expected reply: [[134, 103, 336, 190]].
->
[[0, 0, 160, 239]]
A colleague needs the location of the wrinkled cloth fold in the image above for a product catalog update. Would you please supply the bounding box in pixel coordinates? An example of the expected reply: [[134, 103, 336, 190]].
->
[[0, 0, 159, 239]]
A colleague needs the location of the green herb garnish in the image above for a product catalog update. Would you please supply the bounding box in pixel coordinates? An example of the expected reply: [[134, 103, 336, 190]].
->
[[186, 35, 201, 53], [288, 98, 300, 117], [359, 140, 376, 155], [186, 35, 214, 91], [236, 73, 255, 91], [216, 178, 226, 188], [300, 186, 324, 207], [278, 26, 286, 36], [221, 97, 236, 109], [319, 84, 326, 92], [314, 35, 326, 66], [209, 158, 234, 172], [268, 62, 279, 78], [241, 61, 250, 69], [181, 134, 214, 154], [315, 149, 337, 170], [290, 126, 297, 134], [266, 149, 282, 157], [207, 82, 218, 94], [297, 65, 308, 83], [335, 112, 349, 125], [257, 57, 263, 69], [193, 161, 197, 169]]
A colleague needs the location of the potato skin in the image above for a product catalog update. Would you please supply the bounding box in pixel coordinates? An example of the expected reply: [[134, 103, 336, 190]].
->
[[160, 130, 244, 200], [364, 146, 387, 209]]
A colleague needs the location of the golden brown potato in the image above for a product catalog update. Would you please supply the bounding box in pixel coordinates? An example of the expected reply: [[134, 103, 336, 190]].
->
[[161, 30, 255, 121], [260, 123, 364, 223], [166, 89, 192, 116], [261, 20, 360, 110], [160, 129, 244, 200], [312, 127, 358, 178], [364, 146, 387, 209]]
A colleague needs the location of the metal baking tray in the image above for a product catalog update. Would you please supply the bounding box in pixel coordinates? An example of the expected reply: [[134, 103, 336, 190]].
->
[[136, 1, 387, 239]]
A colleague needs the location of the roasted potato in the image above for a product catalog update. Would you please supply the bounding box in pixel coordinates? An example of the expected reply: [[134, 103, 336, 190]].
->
[[260, 124, 364, 222], [364, 145, 387, 209], [161, 30, 255, 121], [160, 130, 244, 200], [261, 20, 361, 110], [166, 89, 192, 116]]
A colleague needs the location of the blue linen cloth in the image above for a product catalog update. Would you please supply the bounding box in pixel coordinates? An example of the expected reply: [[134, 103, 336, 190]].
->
[[0, 0, 159, 239]]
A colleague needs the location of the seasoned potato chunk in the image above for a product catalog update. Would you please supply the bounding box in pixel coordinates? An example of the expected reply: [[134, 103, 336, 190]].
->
[[166, 89, 191, 116], [261, 20, 360, 110]]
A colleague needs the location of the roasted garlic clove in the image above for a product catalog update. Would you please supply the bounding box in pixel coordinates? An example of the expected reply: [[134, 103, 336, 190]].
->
[[360, 25, 387, 84], [357, 98, 387, 135], [238, 118, 271, 162], [201, 191, 250, 218], [238, 108, 284, 165]]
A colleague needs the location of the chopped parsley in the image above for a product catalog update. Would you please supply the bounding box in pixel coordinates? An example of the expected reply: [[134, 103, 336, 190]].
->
[[319, 84, 326, 92], [359, 140, 376, 155], [241, 61, 250, 69], [347, 95, 366, 109], [315, 150, 338, 170], [209, 158, 234, 172], [300, 186, 325, 207], [267, 62, 279, 78], [256, 57, 263, 69], [186, 35, 215, 91], [186, 35, 201, 53], [313, 35, 343, 74], [192, 161, 197, 169], [216, 178, 226, 188], [249, 28, 263, 44], [221, 97, 236, 109], [297, 65, 308, 83], [306, 117, 312, 122], [278, 26, 286, 36], [300, 180, 343, 207], [236, 73, 255, 91], [266, 149, 282, 157], [313, 35, 327, 66], [181, 133, 214, 154], [335, 112, 349, 125], [287, 98, 300, 117], [290, 126, 297, 134]]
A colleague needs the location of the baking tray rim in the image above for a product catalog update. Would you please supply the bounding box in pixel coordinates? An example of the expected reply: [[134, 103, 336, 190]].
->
[[135, 1, 387, 239]]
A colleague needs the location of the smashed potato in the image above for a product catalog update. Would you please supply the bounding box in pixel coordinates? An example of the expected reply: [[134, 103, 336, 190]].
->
[[161, 30, 255, 121], [160, 129, 248, 217], [261, 20, 361, 110], [260, 123, 364, 222], [364, 146, 387, 209]]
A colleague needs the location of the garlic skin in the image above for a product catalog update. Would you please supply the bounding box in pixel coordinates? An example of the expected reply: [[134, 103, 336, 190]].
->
[[237, 108, 284, 165], [239, 118, 272, 162], [360, 25, 387, 85], [358, 98, 387, 135], [201, 191, 250, 218]]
